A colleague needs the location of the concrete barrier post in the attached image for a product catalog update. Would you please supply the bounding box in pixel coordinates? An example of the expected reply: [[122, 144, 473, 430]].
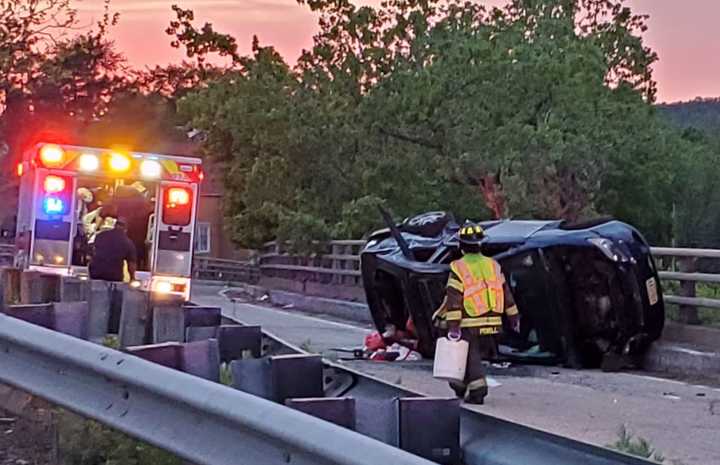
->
[[119, 288, 150, 348], [52, 301, 90, 339]]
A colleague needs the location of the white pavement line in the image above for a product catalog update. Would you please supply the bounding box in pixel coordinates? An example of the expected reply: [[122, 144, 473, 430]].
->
[[632, 373, 720, 393], [218, 290, 371, 333]]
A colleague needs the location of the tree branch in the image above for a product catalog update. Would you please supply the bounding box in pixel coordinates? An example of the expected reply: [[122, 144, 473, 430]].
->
[[379, 126, 442, 150]]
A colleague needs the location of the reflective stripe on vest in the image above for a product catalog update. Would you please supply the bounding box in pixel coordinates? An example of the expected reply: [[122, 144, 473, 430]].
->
[[453, 257, 504, 317]]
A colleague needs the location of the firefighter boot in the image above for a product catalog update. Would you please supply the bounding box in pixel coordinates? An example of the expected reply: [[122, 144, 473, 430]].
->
[[464, 378, 488, 405], [449, 381, 466, 399]]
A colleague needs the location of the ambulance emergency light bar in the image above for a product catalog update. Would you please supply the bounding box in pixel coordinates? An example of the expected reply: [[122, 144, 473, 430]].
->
[[24, 143, 204, 183]]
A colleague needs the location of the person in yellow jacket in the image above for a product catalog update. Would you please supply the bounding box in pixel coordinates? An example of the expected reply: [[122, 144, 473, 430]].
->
[[434, 222, 520, 404]]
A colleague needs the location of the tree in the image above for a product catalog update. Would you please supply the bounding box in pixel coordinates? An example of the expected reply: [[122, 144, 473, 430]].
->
[[173, 0, 682, 248], [0, 1, 129, 175]]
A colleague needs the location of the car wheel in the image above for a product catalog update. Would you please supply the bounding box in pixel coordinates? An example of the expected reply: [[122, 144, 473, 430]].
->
[[402, 211, 452, 237]]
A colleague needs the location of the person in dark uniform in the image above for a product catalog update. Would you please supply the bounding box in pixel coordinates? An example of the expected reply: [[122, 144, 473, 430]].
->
[[114, 182, 153, 270], [89, 215, 137, 283]]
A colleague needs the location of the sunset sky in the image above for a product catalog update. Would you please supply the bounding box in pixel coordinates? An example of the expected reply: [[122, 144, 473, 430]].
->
[[75, 0, 720, 103]]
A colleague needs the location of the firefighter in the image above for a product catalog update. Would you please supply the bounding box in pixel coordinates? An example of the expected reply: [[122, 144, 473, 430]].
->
[[434, 222, 520, 404]]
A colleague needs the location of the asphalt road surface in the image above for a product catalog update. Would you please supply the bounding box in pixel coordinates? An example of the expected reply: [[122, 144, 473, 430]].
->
[[193, 284, 720, 465]]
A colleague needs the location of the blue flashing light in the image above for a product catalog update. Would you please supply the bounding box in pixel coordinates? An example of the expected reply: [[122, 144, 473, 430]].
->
[[44, 197, 65, 214]]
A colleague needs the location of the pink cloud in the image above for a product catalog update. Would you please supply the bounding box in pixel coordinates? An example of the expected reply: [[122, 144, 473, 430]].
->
[[76, 0, 719, 102]]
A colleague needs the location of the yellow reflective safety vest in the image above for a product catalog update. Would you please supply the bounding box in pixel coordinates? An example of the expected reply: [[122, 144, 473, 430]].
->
[[443, 254, 507, 332]]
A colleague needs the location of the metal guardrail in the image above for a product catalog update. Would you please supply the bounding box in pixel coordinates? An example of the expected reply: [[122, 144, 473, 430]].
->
[[0, 268, 654, 465], [0, 313, 434, 465], [230, 313, 654, 465]]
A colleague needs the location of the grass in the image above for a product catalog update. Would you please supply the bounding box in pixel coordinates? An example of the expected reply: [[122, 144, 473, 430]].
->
[[608, 425, 665, 463], [102, 335, 120, 349], [220, 363, 233, 386], [56, 410, 181, 465], [662, 281, 720, 327], [299, 338, 315, 353]]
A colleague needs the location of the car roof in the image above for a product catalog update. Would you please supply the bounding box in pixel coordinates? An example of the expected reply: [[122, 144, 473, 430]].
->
[[482, 220, 561, 242]]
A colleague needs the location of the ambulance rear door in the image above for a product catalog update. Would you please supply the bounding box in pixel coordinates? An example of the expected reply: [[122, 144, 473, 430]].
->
[[150, 182, 198, 291], [29, 169, 77, 271]]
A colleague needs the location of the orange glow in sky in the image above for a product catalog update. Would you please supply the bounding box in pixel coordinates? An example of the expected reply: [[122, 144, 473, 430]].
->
[[76, 0, 720, 103]]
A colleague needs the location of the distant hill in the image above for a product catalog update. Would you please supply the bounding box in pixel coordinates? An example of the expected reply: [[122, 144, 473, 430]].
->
[[657, 98, 720, 135]]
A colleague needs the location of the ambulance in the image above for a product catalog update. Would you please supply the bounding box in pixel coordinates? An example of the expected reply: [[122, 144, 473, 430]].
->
[[14, 143, 203, 300]]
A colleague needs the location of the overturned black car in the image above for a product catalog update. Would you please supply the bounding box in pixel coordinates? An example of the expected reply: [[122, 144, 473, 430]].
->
[[360, 212, 664, 369]]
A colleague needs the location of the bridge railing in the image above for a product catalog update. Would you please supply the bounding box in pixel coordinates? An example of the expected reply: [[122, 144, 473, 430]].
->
[[192, 255, 260, 284], [0, 243, 14, 267], [256, 242, 720, 323], [650, 247, 720, 324], [258, 240, 365, 287]]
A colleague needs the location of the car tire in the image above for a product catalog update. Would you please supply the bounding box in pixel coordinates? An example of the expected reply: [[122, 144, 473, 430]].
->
[[401, 211, 452, 237]]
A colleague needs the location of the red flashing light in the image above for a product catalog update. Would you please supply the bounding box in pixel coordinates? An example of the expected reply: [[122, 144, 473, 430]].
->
[[39, 144, 65, 167], [168, 188, 190, 206], [163, 187, 192, 226], [16, 163, 23, 177]]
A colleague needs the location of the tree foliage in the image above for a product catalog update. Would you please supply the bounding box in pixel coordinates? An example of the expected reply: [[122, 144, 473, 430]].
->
[[174, 0, 691, 248], [1, 0, 716, 252]]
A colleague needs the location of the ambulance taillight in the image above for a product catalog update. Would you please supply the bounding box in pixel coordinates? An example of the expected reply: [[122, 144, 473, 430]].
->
[[163, 187, 192, 225], [42, 174, 71, 215]]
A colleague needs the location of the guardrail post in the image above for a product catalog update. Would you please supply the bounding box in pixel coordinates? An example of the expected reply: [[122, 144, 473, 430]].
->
[[60, 276, 89, 302], [396, 398, 461, 464], [20, 271, 60, 304], [119, 287, 150, 347], [52, 302, 90, 339], [286, 397, 356, 430], [2, 303, 54, 329], [231, 354, 324, 403], [153, 299, 186, 343], [183, 305, 222, 327], [678, 257, 701, 324], [87, 280, 112, 341], [0, 267, 20, 308]]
